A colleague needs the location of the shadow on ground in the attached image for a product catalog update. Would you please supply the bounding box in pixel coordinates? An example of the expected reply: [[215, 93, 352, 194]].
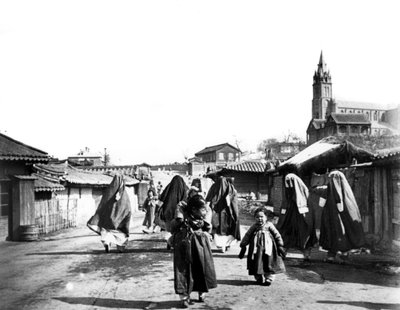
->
[[317, 300, 400, 309]]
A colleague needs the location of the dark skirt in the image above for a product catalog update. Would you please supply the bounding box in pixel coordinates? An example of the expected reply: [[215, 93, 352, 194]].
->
[[247, 241, 285, 275], [278, 201, 318, 251], [212, 209, 241, 240], [320, 196, 365, 253], [173, 228, 217, 295]]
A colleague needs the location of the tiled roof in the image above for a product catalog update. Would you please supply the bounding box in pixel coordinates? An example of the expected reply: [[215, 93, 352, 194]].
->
[[195, 143, 241, 155], [63, 167, 115, 186], [329, 113, 370, 124], [34, 162, 68, 176], [33, 174, 65, 192], [34, 163, 139, 187], [0, 132, 49, 162], [223, 161, 267, 173], [374, 147, 400, 160], [81, 165, 137, 176], [334, 99, 392, 111]]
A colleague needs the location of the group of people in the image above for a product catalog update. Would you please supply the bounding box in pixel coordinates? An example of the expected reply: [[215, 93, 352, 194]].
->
[[278, 171, 365, 264], [86, 169, 365, 308]]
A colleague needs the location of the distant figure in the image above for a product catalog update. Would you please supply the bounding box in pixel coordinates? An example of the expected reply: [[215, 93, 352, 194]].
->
[[156, 181, 163, 197], [278, 173, 318, 261], [318, 170, 365, 263], [239, 206, 286, 286], [171, 194, 217, 307], [87, 174, 131, 253], [142, 189, 158, 233], [206, 176, 241, 253]]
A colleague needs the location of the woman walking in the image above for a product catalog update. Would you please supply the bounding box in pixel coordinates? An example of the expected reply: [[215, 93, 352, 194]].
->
[[87, 174, 131, 253]]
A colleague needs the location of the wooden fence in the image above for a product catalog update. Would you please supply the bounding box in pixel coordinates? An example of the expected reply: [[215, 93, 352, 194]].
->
[[34, 198, 78, 235]]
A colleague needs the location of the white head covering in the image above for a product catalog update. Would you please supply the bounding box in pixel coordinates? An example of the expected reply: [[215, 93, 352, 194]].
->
[[285, 173, 309, 214], [328, 170, 362, 222]]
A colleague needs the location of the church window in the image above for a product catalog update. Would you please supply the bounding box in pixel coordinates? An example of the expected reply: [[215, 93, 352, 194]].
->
[[339, 126, 347, 134], [374, 111, 378, 121], [228, 153, 234, 161], [351, 126, 358, 134], [218, 153, 225, 161]]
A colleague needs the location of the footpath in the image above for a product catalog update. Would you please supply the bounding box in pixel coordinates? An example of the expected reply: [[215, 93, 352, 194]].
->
[[42, 210, 400, 274]]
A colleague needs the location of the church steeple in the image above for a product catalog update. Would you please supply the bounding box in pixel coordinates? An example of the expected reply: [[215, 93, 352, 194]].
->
[[312, 51, 332, 119]]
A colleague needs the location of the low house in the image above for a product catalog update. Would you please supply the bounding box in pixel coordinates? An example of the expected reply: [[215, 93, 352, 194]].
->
[[194, 143, 241, 173], [67, 147, 103, 167], [0, 132, 50, 240], [34, 162, 139, 228], [267, 136, 374, 212], [268, 136, 400, 248], [210, 161, 268, 199]]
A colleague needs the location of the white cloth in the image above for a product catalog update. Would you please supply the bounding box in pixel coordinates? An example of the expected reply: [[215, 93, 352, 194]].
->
[[100, 228, 129, 247], [285, 173, 309, 214]]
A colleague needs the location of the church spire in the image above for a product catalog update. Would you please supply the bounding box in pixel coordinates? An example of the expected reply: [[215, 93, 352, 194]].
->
[[312, 51, 332, 119]]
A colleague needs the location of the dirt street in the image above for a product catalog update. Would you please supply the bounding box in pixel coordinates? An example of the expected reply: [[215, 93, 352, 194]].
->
[[1, 211, 399, 310]]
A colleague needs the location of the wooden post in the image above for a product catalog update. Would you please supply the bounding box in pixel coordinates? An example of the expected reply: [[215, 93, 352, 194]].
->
[[381, 168, 390, 242], [373, 168, 382, 236], [10, 175, 36, 241]]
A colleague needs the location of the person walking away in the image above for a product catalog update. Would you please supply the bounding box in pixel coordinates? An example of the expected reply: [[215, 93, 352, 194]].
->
[[171, 194, 217, 308], [277, 173, 318, 262], [157, 175, 188, 247], [142, 189, 158, 233], [87, 174, 131, 253], [318, 170, 365, 263], [239, 206, 286, 286], [206, 176, 241, 253]]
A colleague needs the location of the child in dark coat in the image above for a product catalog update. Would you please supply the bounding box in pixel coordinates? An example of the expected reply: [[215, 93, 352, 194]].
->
[[239, 206, 286, 286], [171, 194, 217, 308]]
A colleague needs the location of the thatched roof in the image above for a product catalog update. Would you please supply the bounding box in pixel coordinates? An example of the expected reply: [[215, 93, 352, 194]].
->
[[277, 136, 374, 176]]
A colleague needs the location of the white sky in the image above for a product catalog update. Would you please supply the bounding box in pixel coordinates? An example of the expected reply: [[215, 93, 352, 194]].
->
[[0, 0, 399, 165]]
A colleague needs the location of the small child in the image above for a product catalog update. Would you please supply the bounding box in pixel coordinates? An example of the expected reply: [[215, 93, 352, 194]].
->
[[142, 189, 158, 233], [239, 206, 286, 286], [171, 194, 217, 308]]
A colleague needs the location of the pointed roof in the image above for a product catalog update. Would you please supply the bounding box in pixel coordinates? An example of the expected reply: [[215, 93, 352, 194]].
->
[[0, 132, 49, 162], [318, 51, 326, 71], [195, 143, 241, 156]]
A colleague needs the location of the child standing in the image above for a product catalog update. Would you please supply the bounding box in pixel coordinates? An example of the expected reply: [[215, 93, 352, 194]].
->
[[171, 194, 217, 308], [239, 206, 286, 286], [142, 189, 157, 233]]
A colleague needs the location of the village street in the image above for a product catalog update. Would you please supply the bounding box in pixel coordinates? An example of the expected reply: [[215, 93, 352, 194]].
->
[[1, 211, 399, 310]]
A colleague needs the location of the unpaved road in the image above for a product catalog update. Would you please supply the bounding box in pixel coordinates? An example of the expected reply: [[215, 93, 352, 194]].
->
[[1, 212, 399, 310]]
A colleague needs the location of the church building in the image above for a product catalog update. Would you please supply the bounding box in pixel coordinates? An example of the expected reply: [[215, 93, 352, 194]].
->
[[307, 52, 399, 144]]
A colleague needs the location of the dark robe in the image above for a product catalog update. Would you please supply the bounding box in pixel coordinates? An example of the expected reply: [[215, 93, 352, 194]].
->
[[205, 176, 241, 240], [320, 170, 365, 253], [87, 174, 131, 236], [240, 222, 285, 276], [142, 197, 157, 228], [158, 175, 188, 232], [278, 173, 318, 250], [171, 215, 217, 295]]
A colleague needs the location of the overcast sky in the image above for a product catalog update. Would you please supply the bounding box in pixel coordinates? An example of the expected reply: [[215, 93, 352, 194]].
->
[[1, 1, 399, 165]]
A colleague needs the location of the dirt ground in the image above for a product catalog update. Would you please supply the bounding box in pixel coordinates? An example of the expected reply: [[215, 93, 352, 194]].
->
[[1, 211, 399, 310]]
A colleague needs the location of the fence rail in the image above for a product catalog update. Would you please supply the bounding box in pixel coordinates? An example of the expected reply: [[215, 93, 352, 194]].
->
[[34, 198, 77, 235]]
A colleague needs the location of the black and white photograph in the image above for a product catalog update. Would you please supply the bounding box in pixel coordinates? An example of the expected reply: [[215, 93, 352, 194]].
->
[[0, 1, 399, 309]]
